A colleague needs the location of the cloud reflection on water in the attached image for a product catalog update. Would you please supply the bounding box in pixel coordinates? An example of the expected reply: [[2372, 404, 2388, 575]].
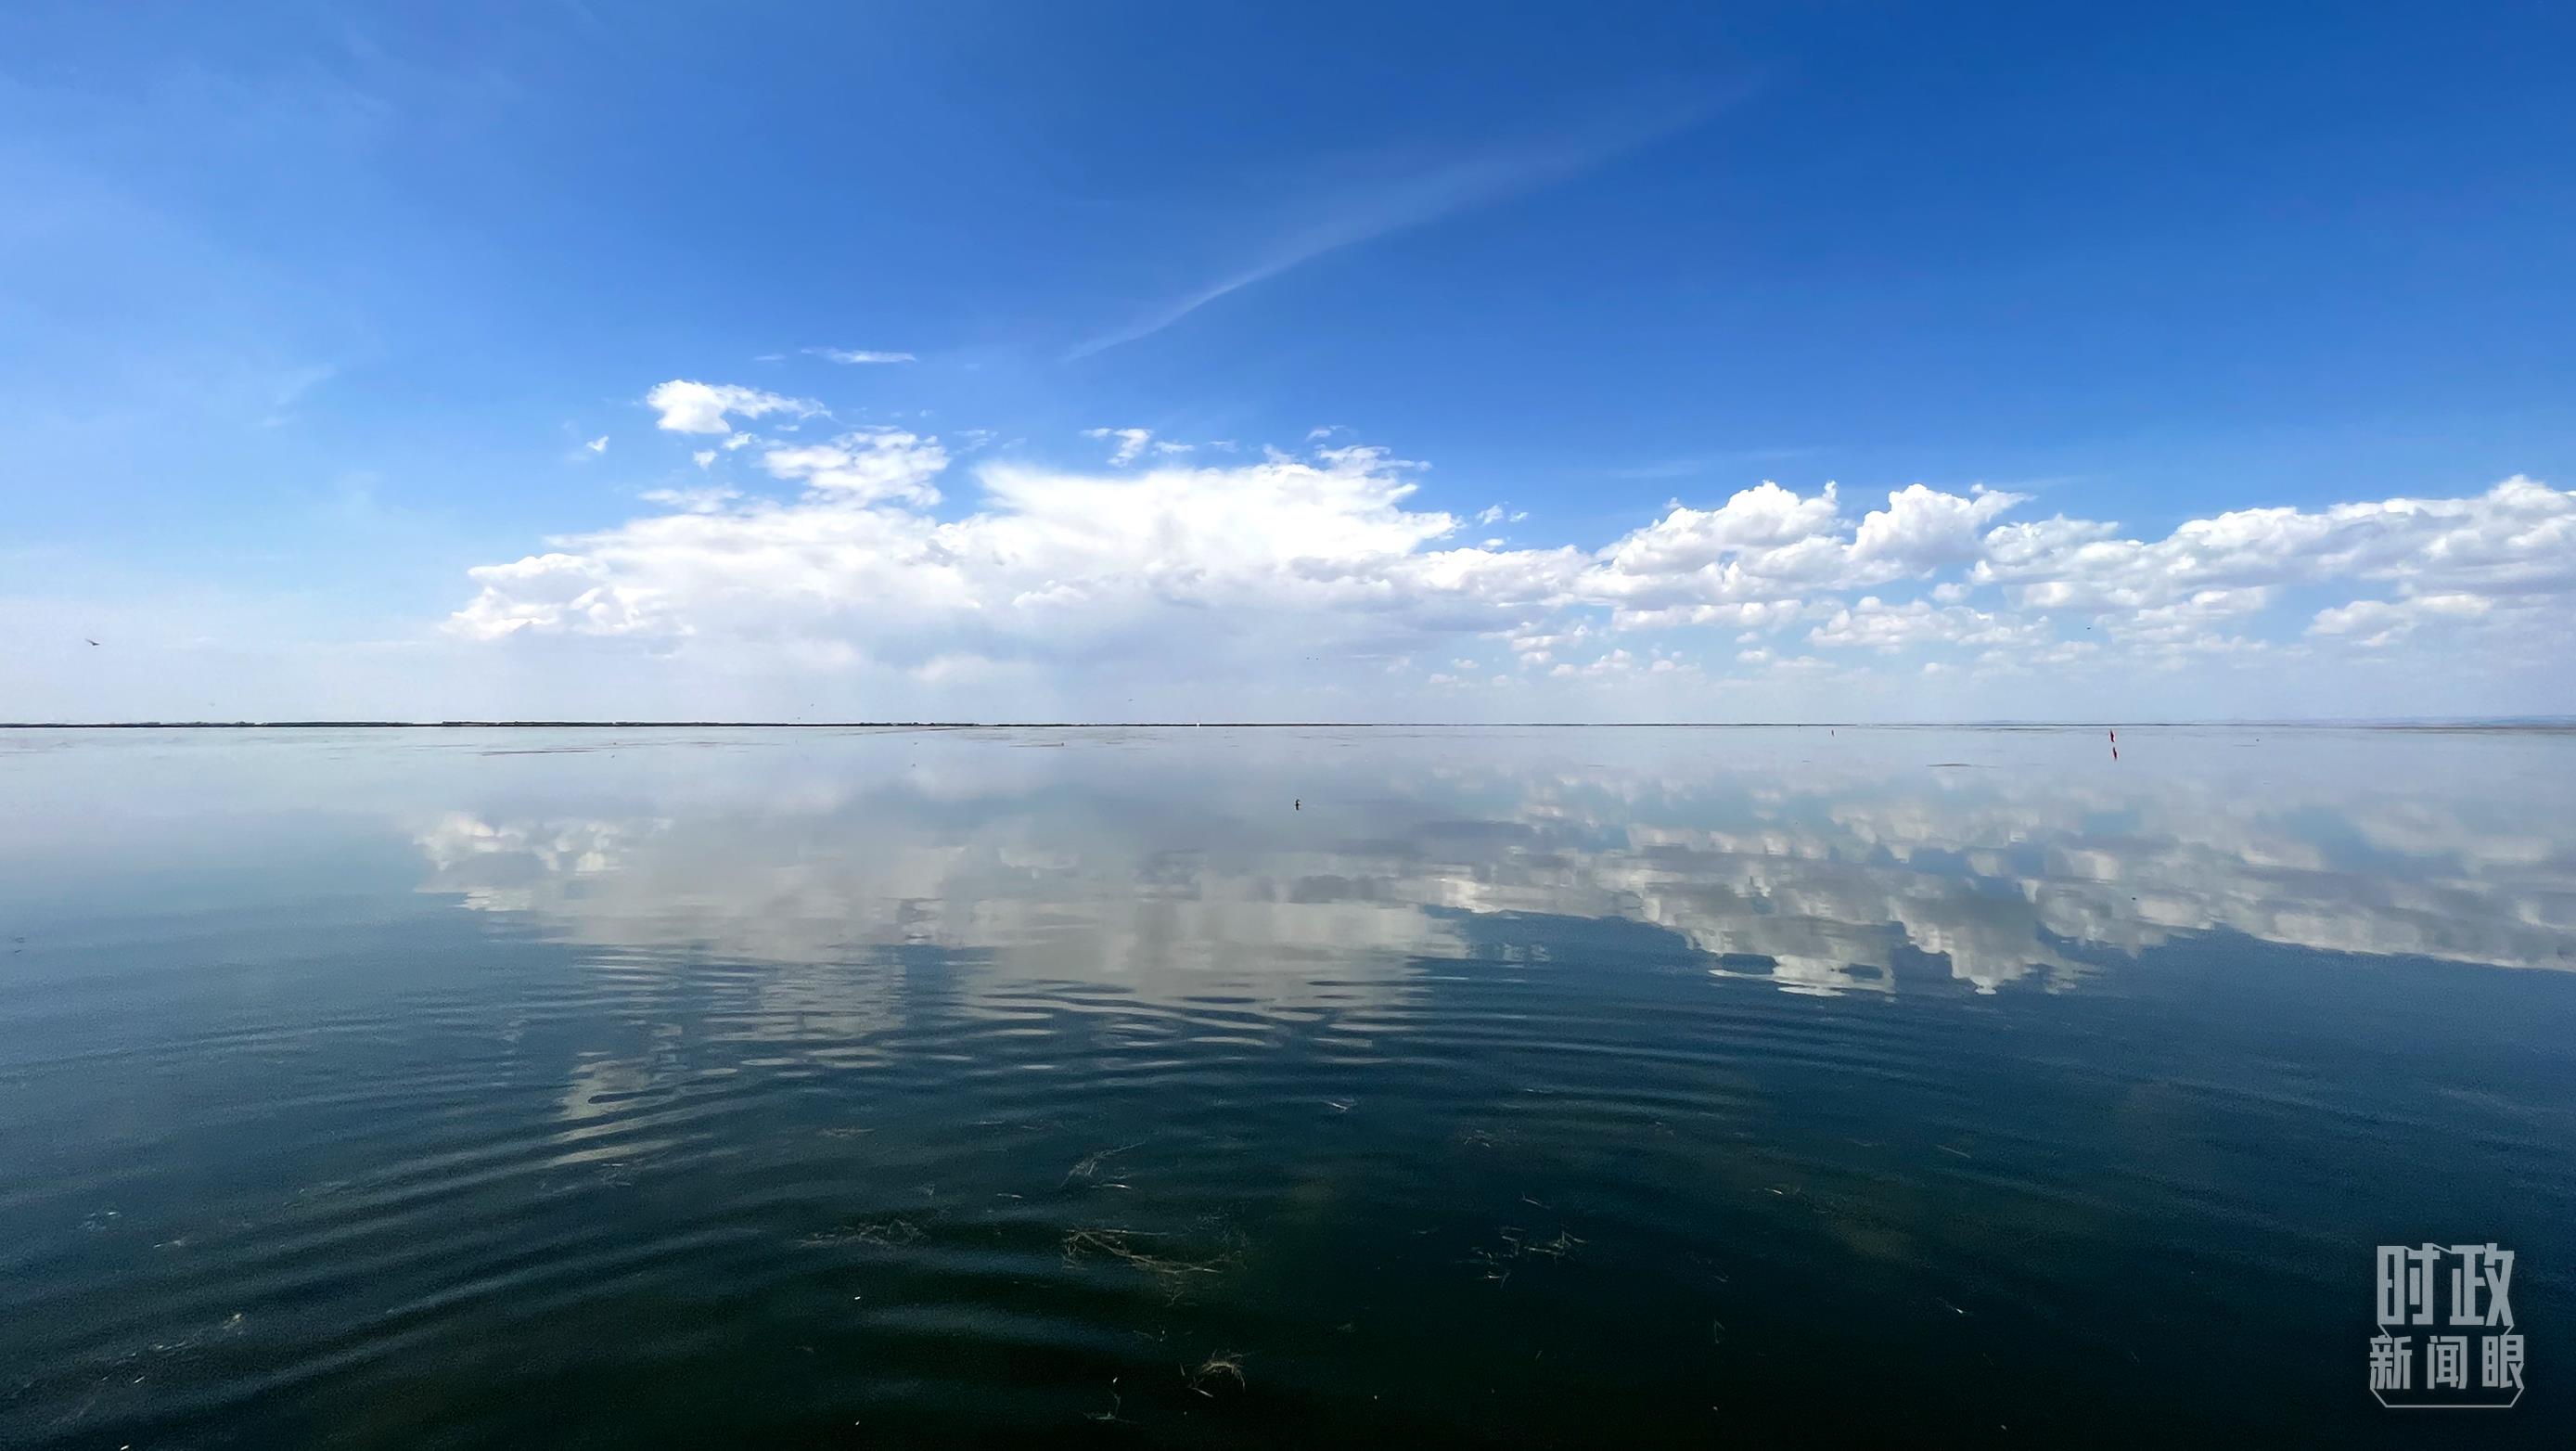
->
[[413, 728, 2576, 1005]]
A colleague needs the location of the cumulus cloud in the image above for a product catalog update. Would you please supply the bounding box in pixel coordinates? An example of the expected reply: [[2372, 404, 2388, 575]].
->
[[1976, 476, 2576, 610], [646, 379, 822, 434], [448, 435, 1546, 667], [449, 392, 2574, 713], [1805, 597, 2047, 652], [451, 552, 638, 639], [761, 429, 948, 506], [2309, 592, 2493, 648], [1610, 599, 1809, 632], [1846, 483, 2024, 578]]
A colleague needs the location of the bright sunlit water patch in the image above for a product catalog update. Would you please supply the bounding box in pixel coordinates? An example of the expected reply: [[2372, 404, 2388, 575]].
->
[[2, 726, 2570, 1445]]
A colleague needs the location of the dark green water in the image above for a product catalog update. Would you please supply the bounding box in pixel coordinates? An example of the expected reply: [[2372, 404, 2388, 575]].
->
[[2, 726, 2570, 1446]]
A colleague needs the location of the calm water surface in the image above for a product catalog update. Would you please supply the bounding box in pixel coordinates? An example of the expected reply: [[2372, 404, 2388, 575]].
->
[[2, 726, 2571, 1445]]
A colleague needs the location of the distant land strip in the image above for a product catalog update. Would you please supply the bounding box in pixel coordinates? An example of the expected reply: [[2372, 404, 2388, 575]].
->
[[2, 720, 2570, 732]]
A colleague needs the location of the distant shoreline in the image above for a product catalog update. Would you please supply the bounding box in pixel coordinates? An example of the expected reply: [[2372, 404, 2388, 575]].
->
[[4, 720, 2571, 732]]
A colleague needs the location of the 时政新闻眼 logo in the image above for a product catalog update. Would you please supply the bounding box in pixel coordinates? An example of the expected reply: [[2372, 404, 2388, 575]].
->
[[2371, 1243, 2522, 1409]]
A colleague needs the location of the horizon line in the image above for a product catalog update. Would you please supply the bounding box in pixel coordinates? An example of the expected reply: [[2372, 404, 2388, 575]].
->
[[4, 718, 2571, 732]]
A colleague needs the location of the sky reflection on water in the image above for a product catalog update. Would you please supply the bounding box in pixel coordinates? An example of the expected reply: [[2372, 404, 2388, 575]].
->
[[3, 726, 2572, 1446]]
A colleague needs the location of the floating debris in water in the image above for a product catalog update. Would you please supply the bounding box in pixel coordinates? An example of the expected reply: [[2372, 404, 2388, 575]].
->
[[1062, 1141, 1141, 1187], [1185, 1351, 1248, 1396]]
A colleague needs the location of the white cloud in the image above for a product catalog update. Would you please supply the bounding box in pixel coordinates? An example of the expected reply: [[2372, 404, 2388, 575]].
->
[[1582, 481, 2031, 618], [639, 485, 740, 515], [1976, 476, 2576, 610], [451, 552, 641, 639], [583, 435, 609, 455], [1845, 483, 2023, 579], [448, 400, 2575, 716], [1083, 427, 1156, 466], [646, 379, 822, 434], [2309, 592, 2493, 648], [761, 429, 948, 506], [1806, 597, 2047, 653], [2108, 587, 2275, 656], [804, 347, 916, 365], [1598, 482, 1841, 576], [1583, 482, 1857, 617], [1610, 599, 1807, 632], [451, 442, 1516, 662]]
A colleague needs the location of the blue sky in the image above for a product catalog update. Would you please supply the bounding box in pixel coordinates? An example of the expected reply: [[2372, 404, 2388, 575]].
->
[[4, 1, 2571, 720]]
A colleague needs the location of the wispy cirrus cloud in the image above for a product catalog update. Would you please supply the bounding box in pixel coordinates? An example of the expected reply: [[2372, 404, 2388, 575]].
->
[[1068, 96, 1732, 360], [804, 346, 916, 365]]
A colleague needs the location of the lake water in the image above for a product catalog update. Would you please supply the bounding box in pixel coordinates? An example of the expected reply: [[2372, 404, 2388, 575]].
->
[[3, 726, 2570, 1445]]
